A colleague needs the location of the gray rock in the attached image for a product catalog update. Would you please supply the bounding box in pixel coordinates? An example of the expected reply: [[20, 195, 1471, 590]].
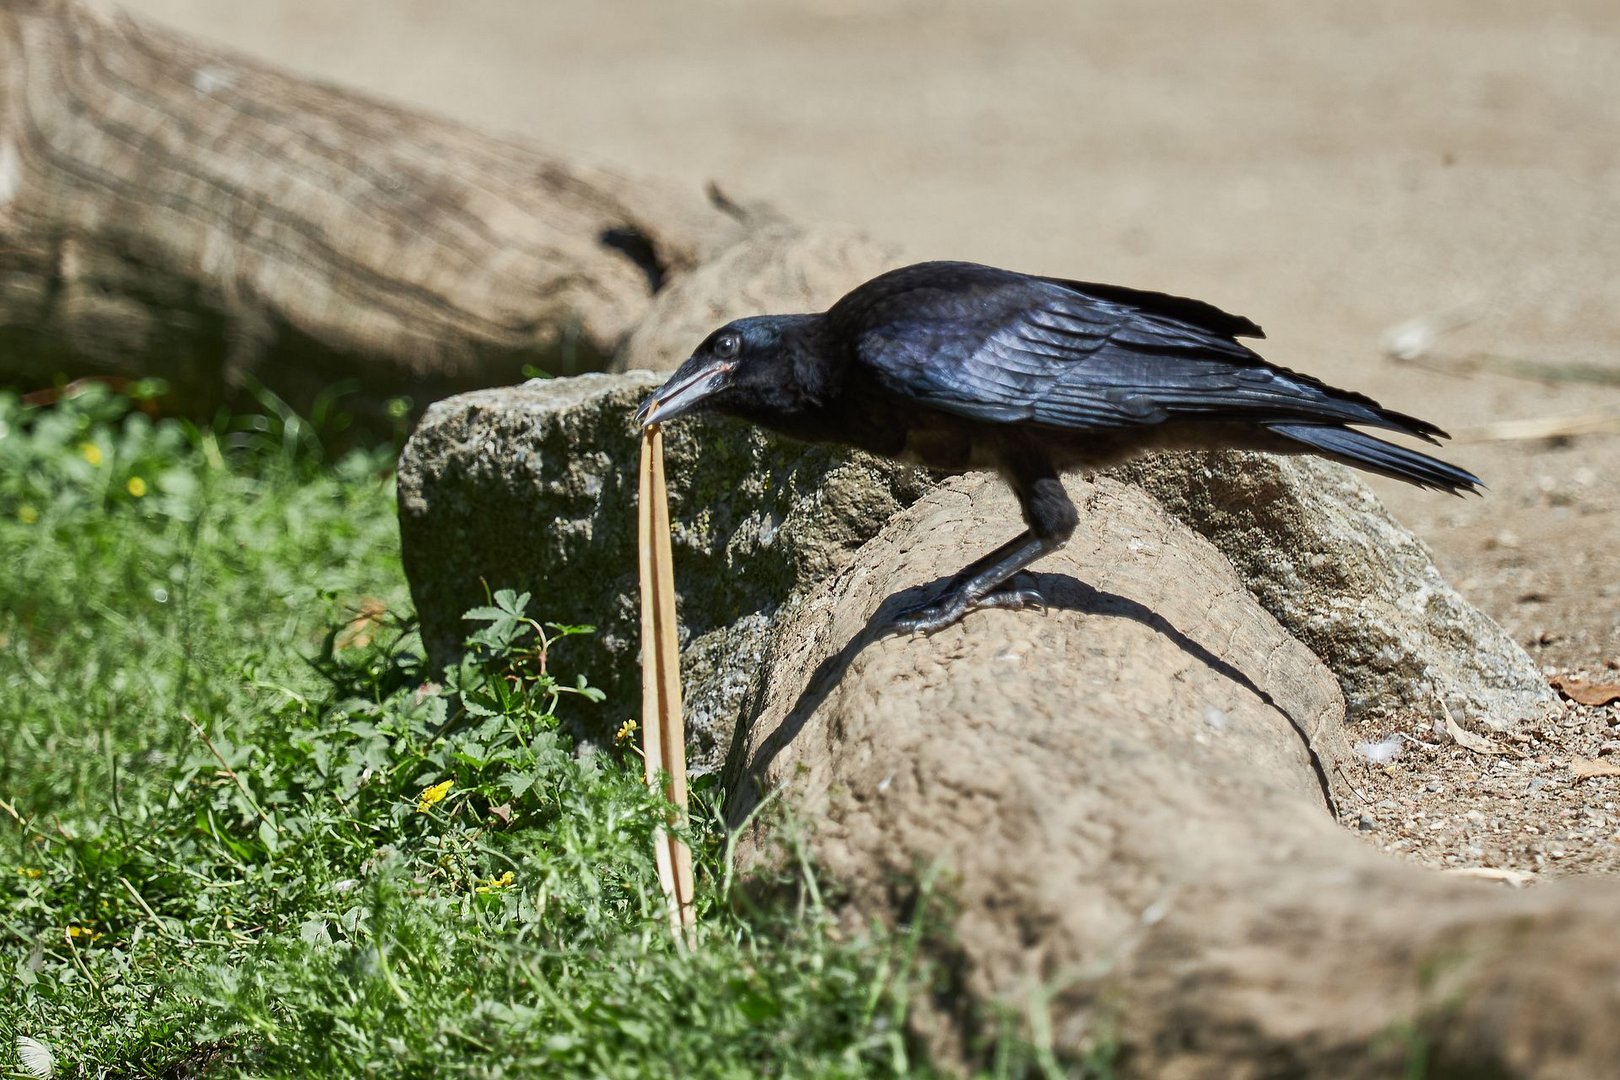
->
[[395, 371, 928, 773], [398, 373, 1557, 776], [1114, 451, 1560, 731]]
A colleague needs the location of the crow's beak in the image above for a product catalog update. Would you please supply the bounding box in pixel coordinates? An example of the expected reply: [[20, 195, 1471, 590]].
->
[[635, 359, 735, 428]]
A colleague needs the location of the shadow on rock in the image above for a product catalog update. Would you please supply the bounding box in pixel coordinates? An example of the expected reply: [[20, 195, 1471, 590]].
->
[[730, 568, 1338, 827]]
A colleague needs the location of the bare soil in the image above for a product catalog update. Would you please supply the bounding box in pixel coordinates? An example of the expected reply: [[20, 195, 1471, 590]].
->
[[1347, 690, 1620, 879], [121, 0, 1620, 876]]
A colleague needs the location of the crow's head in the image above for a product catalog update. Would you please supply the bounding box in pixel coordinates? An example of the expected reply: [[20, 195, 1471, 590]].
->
[[635, 314, 823, 428]]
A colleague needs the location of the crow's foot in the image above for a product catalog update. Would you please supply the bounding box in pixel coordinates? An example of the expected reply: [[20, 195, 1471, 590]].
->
[[892, 573, 1046, 635]]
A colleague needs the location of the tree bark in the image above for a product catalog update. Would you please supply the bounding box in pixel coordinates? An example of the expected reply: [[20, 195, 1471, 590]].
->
[[728, 471, 1620, 1079], [0, 0, 739, 420]]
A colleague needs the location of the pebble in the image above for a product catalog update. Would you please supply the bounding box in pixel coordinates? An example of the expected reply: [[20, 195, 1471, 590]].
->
[[1343, 691, 1620, 880]]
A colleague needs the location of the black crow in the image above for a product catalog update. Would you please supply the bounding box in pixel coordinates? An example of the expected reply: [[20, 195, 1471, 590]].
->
[[635, 261, 1480, 633]]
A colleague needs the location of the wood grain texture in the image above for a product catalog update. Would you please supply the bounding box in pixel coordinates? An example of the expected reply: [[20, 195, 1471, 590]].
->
[[0, 0, 737, 417]]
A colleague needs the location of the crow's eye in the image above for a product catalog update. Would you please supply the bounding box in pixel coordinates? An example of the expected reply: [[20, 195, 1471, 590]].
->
[[714, 333, 741, 360]]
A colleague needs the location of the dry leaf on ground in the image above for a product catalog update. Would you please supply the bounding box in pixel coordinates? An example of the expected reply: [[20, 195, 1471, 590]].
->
[[1571, 758, 1620, 783], [1549, 675, 1620, 707], [1441, 704, 1526, 758]]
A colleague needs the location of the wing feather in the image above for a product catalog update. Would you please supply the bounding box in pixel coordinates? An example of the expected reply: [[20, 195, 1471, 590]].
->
[[850, 269, 1423, 436]]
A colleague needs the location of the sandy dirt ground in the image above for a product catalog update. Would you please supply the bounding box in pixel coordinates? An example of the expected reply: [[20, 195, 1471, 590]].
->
[[117, 0, 1620, 875]]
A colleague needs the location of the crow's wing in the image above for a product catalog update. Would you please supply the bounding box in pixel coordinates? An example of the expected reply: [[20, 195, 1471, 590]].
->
[[843, 264, 1440, 439]]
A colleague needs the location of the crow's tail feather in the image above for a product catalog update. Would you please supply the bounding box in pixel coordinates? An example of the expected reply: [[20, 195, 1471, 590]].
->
[[1266, 422, 1482, 495]]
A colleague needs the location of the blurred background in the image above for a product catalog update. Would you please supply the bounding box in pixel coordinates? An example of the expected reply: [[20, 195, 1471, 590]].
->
[[117, 0, 1620, 664], [118, 0, 1617, 352]]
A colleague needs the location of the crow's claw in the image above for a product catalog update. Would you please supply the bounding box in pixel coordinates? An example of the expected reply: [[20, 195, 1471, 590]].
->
[[967, 571, 1046, 615], [892, 573, 1048, 635]]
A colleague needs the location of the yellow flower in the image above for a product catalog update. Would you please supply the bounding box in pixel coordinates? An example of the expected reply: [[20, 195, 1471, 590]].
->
[[614, 718, 637, 745], [65, 925, 101, 941], [416, 779, 454, 812], [17, 505, 38, 525], [79, 442, 103, 467], [474, 870, 516, 895], [126, 476, 148, 498], [15, 866, 44, 878]]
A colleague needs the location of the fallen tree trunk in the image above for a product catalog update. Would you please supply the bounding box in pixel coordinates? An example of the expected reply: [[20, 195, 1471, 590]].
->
[[728, 472, 1620, 1078], [0, 0, 740, 420]]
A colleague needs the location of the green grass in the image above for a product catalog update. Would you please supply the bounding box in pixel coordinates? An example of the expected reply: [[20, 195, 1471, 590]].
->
[[0, 384, 1105, 1079], [0, 384, 981, 1079]]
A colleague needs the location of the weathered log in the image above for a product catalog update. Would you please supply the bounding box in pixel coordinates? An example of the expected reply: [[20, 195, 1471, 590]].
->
[[730, 472, 1620, 1078], [0, 0, 738, 419]]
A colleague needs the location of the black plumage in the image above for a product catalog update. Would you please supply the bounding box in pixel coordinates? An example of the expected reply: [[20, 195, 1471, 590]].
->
[[636, 260, 1480, 633]]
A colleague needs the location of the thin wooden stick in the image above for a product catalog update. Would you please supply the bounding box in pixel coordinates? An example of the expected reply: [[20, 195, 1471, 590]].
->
[[638, 425, 697, 944], [1453, 409, 1620, 443]]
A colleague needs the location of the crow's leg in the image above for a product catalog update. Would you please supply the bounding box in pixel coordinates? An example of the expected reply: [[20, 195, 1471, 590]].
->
[[892, 532, 1053, 633], [893, 460, 1077, 635]]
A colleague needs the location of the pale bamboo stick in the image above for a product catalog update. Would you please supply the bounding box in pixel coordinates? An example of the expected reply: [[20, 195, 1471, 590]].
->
[[638, 425, 697, 943]]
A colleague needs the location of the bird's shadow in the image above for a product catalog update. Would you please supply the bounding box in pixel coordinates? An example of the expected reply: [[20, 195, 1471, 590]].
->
[[726, 571, 1320, 827]]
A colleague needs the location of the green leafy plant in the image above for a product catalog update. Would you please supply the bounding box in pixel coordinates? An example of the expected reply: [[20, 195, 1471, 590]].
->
[[0, 384, 983, 1079]]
